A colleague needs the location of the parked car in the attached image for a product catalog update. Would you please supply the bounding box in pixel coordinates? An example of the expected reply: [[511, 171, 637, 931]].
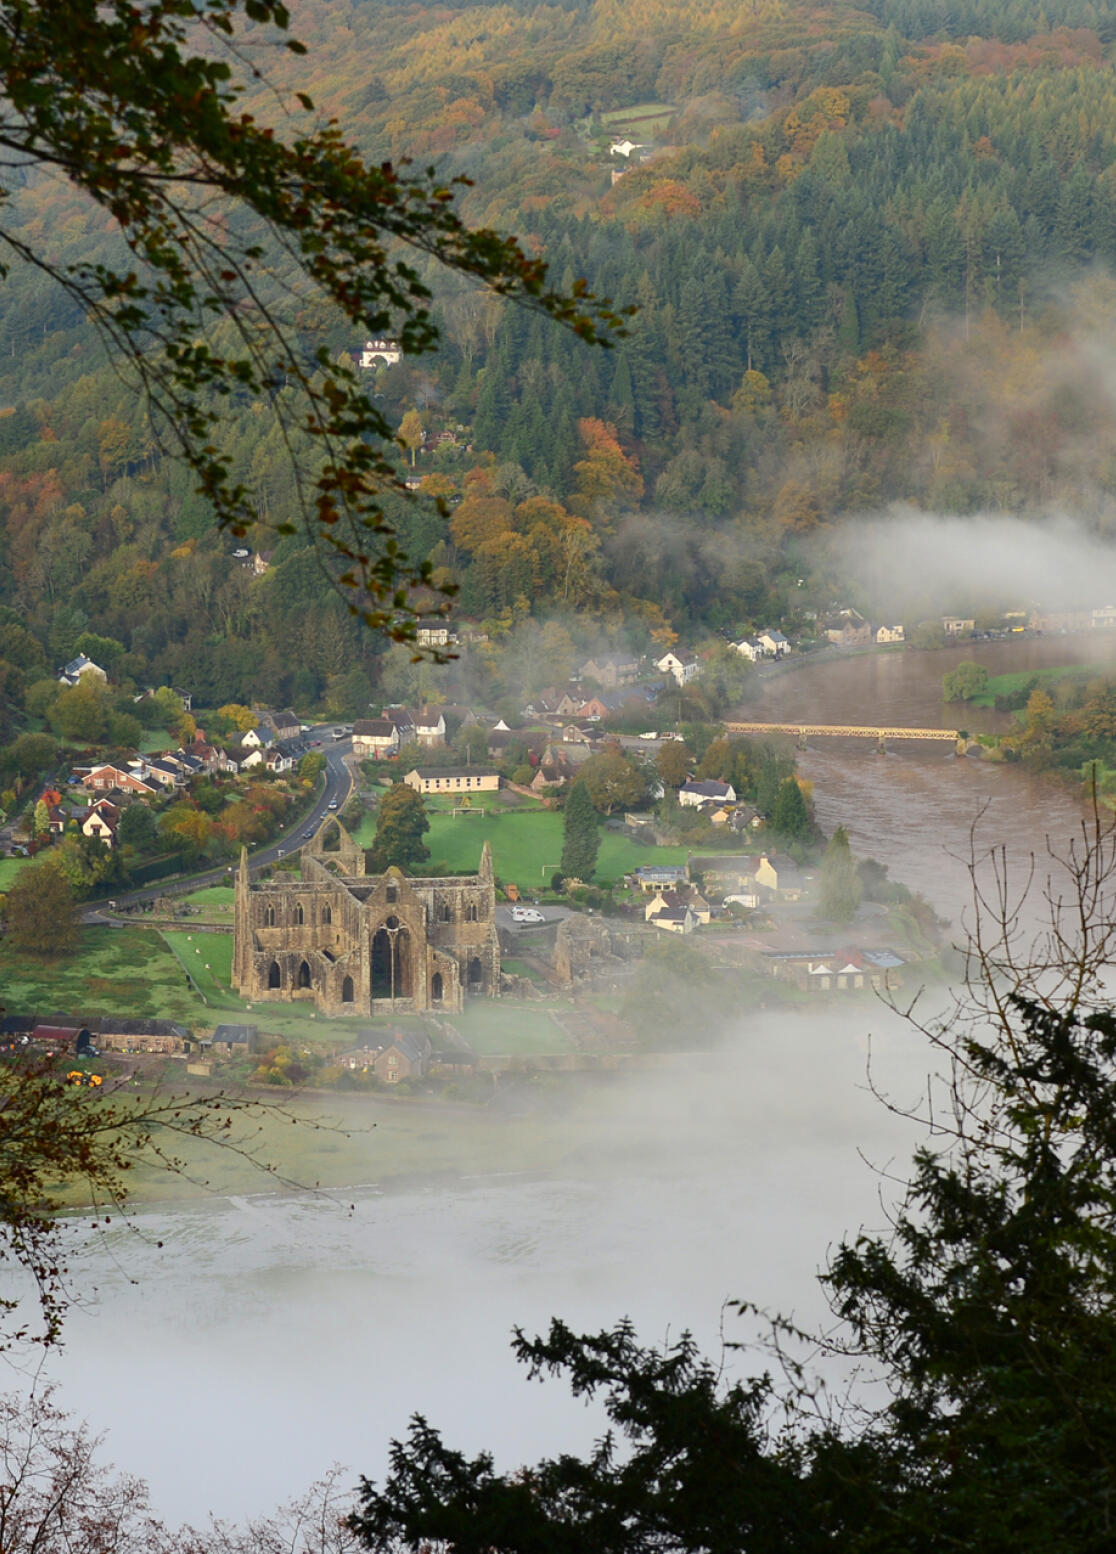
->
[[511, 906, 545, 924]]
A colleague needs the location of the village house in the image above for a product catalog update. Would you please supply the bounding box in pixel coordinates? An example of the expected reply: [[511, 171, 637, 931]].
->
[[875, 624, 905, 644], [141, 756, 186, 790], [384, 706, 417, 743], [579, 652, 641, 688], [57, 653, 108, 688], [356, 337, 402, 368], [414, 708, 447, 747], [763, 949, 905, 993], [687, 854, 761, 893], [403, 767, 500, 798], [825, 610, 871, 648], [656, 650, 701, 686], [82, 799, 120, 846], [630, 864, 688, 893], [757, 629, 790, 658], [352, 719, 401, 758], [415, 622, 456, 650], [646, 900, 696, 934], [269, 709, 301, 740], [241, 724, 274, 750], [754, 852, 805, 899], [679, 778, 737, 809], [732, 637, 765, 662], [644, 887, 711, 926], [81, 763, 158, 796], [265, 743, 296, 774], [530, 761, 568, 793], [942, 616, 975, 636], [373, 1032, 432, 1084]]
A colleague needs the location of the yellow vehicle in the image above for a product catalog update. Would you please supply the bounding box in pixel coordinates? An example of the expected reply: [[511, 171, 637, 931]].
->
[[66, 1070, 104, 1087]]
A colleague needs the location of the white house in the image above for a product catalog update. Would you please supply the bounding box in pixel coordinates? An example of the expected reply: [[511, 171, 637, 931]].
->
[[875, 624, 905, 644], [656, 650, 701, 686], [609, 139, 644, 159], [58, 654, 108, 688], [357, 337, 402, 368], [414, 708, 447, 747], [756, 629, 789, 658], [352, 719, 401, 758], [679, 778, 737, 809], [733, 637, 765, 662], [242, 725, 274, 750]]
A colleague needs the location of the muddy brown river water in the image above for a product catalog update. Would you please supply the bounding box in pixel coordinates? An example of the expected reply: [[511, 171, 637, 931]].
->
[[756, 635, 1116, 922]]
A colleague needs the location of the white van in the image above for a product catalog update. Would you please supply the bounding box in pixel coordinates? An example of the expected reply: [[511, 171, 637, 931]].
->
[[511, 906, 545, 924]]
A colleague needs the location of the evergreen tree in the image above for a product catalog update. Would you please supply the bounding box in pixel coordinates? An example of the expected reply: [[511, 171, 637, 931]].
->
[[560, 779, 600, 882], [772, 777, 811, 843], [818, 824, 861, 923]]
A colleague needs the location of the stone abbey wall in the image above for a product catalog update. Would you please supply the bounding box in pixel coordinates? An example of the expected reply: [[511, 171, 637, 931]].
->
[[232, 824, 500, 1016]]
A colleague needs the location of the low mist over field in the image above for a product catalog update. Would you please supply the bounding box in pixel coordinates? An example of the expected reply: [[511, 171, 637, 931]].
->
[[48, 1002, 932, 1524]]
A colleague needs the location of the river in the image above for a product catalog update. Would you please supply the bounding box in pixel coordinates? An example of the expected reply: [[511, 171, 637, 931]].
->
[[757, 635, 1116, 922], [40, 634, 1116, 1528]]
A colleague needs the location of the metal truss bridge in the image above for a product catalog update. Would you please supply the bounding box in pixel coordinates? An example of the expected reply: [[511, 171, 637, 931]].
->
[[724, 721, 962, 750]]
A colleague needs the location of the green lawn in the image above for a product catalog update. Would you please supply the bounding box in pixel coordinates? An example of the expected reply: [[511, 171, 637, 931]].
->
[[969, 664, 1092, 707], [450, 1000, 573, 1055], [0, 855, 30, 891], [425, 808, 692, 889], [173, 884, 236, 923], [0, 927, 211, 1023]]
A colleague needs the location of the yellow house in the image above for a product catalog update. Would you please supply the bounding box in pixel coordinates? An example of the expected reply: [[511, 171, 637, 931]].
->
[[403, 767, 500, 797]]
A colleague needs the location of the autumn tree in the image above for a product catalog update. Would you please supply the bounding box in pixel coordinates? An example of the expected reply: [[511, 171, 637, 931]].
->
[[578, 749, 646, 815], [369, 784, 430, 872], [4, 861, 78, 957], [0, 0, 624, 645], [655, 739, 693, 789]]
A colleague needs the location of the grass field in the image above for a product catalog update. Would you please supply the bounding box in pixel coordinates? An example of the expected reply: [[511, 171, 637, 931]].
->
[[0, 855, 29, 891], [0, 927, 208, 1023], [172, 884, 236, 923], [425, 808, 691, 889], [450, 1000, 573, 1055], [969, 664, 1092, 707], [599, 101, 676, 136]]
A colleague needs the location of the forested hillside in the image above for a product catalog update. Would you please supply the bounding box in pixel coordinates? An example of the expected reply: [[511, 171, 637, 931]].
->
[[4, 0, 1116, 727]]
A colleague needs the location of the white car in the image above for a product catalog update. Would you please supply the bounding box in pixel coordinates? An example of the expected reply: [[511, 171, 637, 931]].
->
[[511, 906, 545, 924], [639, 731, 658, 740]]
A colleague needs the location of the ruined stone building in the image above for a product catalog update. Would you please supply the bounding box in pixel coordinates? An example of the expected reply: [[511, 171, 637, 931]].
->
[[232, 822, 500, 1015]]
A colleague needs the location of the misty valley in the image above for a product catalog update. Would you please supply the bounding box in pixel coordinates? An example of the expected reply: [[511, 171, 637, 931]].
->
[[7, 0, 1116, 1544]]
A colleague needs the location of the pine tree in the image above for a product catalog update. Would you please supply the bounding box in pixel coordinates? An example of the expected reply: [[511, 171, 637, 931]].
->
[[772, 777, 811, 844], [818, 824, 861, 923], [560, 780, 600, 883]]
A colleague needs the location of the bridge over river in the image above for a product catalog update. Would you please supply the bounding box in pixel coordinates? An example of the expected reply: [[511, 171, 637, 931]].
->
[[724, 721, 964, 751]]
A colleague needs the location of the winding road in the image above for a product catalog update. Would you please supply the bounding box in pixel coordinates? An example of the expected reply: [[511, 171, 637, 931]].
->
[[82, 725, 356, 921]]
